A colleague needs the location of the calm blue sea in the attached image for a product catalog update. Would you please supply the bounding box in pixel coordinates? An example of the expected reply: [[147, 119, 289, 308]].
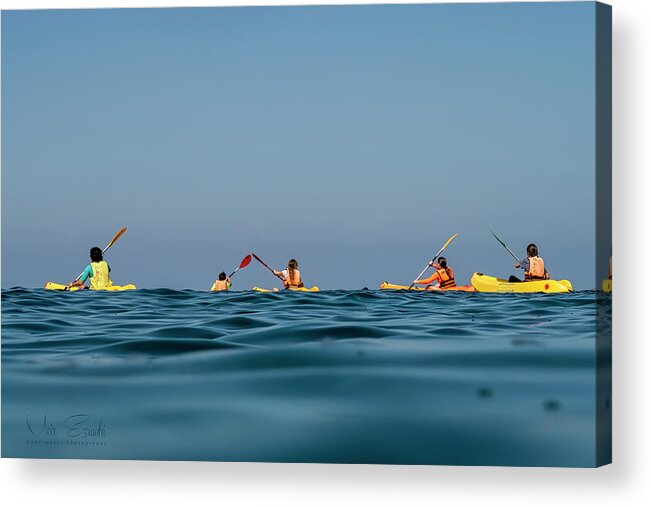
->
[[1, 288, 608, 466]]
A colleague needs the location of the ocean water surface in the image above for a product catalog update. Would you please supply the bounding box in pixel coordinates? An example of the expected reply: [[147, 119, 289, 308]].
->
[[1, 288, 607, 466]]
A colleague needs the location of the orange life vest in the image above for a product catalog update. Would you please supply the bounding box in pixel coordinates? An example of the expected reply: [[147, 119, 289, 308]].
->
[[525, 256, 546, 280], [437, 267, 456, 289], [283, 268, 303, 289], [211, 279, 229, 291]]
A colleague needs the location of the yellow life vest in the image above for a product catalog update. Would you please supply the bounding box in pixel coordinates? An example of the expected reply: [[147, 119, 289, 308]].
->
[[90, 261, 113, 290], [211, 279, 230, 291], [525, 256, 546, 280]]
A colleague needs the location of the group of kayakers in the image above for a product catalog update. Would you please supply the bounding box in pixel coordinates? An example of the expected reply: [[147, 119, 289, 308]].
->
[[208, 258, 304, 292], [208, 258, 304, 291], [66, 243, 548, 292], [65, 250, 305, 291], [411, 243, 550, 290]]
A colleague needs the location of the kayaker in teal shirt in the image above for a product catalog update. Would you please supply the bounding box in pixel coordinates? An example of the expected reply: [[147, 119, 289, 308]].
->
[[68, 247, 112, 289]]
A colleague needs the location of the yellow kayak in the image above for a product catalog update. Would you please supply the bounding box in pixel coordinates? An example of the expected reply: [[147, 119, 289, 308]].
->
[[379, 282, 476, 292], [602, 279, 612, 293], [252, 286, 320, 293], [44, 282, 137, 292], [470, 273, 573, 294]]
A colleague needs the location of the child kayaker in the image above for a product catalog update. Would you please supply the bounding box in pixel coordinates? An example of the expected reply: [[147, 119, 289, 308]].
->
[[273, 259, 304, 289], [68, 247, 113, 290], [413, 257, 457, 289], [509, 243, 550, 282], [210, 272, 231, 291]]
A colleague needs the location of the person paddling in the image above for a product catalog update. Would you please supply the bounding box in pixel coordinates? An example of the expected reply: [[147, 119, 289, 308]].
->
[[273, 259, 304, 289], [68, 247, 113, 290], [413, 256, 457, 289], [509, 243, 550, 282], [210, 272, 231, 292]]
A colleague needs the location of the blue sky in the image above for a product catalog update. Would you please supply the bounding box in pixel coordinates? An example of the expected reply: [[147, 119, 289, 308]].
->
[[2, 3, 600, 289]]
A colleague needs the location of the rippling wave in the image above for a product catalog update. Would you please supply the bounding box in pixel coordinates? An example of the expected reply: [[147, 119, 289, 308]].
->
[[1, 288, 607, 466]]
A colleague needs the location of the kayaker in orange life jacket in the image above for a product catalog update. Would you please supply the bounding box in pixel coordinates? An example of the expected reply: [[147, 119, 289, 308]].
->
[[210, 272, 231, 291], [413, 257, 457, 289], [508, 243, 550, 282], [273, 259, 304, 289]]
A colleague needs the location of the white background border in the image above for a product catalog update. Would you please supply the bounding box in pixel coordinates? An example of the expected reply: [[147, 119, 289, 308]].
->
[[1, 0, 649, 504]]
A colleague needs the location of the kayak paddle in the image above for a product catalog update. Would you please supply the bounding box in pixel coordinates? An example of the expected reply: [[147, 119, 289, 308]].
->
[[103, 226, 127, 254], [252, 253, 284, 281], [228, 254, 252, 278], [408, 233, 459, 289], [490, 229, 520, 263], [74, 226, 127, 282]]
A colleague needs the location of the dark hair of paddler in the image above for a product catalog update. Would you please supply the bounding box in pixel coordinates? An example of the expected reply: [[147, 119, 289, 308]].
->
[[90, 247, 103, 263]]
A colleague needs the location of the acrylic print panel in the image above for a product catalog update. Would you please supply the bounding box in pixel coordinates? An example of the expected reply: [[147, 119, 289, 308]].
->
[[1, 2, 612, 467]]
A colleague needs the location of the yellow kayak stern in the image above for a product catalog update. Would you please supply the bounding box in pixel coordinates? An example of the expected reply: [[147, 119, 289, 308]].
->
[[470, 273, 573, 293]]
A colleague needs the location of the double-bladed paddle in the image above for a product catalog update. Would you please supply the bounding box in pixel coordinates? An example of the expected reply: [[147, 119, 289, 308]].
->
[[408, 233, 459, 289]]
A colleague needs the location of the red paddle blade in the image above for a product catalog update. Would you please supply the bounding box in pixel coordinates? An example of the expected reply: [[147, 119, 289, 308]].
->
[[240, 254, 252, 269]]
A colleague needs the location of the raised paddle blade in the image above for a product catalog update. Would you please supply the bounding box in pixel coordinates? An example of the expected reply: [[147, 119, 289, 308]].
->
[[490, 229, 520, 262], [103, 226, 127, 253], [433, 233, 458, 260], [239, 254, 252, 269], [228, 255, 253, 278]]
